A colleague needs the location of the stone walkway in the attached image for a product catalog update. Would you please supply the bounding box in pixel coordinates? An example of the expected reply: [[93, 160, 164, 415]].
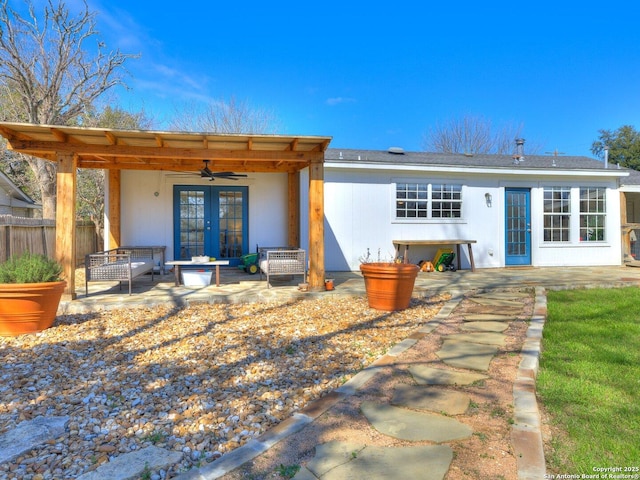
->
[[269, 289, 544, 480], [0, 286, 546, 480]]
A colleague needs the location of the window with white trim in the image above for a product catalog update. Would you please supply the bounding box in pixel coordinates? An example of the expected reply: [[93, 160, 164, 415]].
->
[[580, 187, 606, 242], [543, 187, 571, 242], [396, 183, 462, 219]]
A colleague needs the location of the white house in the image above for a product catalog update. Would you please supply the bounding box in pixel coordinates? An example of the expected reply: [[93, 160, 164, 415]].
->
[[115, 146, 633, 271], [303, 147, 632, 271], [1, 122, 637, 288]]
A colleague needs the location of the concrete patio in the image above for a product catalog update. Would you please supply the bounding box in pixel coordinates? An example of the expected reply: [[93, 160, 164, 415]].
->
[[59, 264, 640, 315]]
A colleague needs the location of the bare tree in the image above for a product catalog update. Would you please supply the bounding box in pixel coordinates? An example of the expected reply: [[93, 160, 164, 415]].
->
[[422, 115, 526, 155], [76, 106, 152, 245], [169, 96, 280, 134], [0, 0, 136, 218]]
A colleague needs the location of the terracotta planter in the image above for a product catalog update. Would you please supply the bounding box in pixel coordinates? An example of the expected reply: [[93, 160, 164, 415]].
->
[[360, 263, 419, 311], [0, 281, 66, 336]]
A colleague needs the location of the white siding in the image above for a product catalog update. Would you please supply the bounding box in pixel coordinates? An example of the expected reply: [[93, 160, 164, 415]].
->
[[113, 170, 290, 259], [312, 164, 622, 271], [112, 162, 623, 271]]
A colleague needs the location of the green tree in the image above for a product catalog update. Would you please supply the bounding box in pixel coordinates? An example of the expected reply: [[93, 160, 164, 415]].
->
[[0, 0, 136, 218], [591, 125, 640, 170]]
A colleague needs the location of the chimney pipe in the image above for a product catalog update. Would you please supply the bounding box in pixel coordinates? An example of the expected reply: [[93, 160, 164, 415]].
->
[[515, 138, 525, 161], [604, 146, 609, 169]]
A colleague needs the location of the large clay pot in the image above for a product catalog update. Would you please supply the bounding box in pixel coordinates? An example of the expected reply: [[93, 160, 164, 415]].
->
[[360, 263, 419, 311], [0, 281, 66, 336]]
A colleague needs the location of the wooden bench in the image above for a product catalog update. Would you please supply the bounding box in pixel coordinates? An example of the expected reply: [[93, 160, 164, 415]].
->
[[392, 240, 477, 272], [258, 246, 307, 287], [85, 247, 158, 296]]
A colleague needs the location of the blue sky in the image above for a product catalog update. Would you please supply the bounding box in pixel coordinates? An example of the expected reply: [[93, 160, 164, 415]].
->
[[80, 0, 640, 158]]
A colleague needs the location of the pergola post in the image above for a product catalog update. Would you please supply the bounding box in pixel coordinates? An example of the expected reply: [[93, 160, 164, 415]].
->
[[288, 172, 300, 248], [108, 169, 121, 249], [308, 158, 325, 290], [55, 152, 77, 299]]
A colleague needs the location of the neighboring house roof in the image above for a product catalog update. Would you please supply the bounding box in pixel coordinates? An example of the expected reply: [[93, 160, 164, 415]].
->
[[0, 169, 39, 210], [619, 168, 640, 189]]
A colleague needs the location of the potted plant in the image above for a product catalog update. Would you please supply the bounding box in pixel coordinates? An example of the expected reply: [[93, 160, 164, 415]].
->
[[359, 248, 419, 311], [0, 252, 66, 336]]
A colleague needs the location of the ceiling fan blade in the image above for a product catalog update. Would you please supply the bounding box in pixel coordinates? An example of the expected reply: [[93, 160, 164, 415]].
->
[[212, 172, 248, 178]]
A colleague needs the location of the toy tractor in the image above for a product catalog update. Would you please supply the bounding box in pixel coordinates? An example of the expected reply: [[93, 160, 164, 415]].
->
[[239, 252, 259, 274]]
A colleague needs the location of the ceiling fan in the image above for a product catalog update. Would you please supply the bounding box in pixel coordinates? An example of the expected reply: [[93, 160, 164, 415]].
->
[[199, 160, 247, 181]]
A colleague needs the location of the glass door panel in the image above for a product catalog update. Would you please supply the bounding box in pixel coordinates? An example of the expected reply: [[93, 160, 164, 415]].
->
[[505, 188, 531, 265], [174, 186, 248, 265]]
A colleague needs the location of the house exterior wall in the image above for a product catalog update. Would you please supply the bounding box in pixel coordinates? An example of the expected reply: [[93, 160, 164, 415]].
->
[[113, 162, 622, 271], [300, 163, 622, 271], [114, 170, 291, 260]]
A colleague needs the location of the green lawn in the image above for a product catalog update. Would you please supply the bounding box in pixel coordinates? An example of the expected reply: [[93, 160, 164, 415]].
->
[[538, 287, 640, 473]]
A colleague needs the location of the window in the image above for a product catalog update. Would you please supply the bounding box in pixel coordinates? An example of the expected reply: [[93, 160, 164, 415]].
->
[[432, 184, 462, 218], [580, 187, 606, 242], [396, 183, 462, 219], [543, 187, 571, 242], [396, 183, 428, 218]]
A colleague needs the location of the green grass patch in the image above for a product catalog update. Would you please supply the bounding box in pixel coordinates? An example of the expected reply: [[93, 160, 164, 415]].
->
[[538, 288, 640, 473]]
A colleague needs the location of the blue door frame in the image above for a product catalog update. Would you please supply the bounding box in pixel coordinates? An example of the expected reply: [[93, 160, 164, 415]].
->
[[505, 188, 531, 265], [173, 185, 248, 266]]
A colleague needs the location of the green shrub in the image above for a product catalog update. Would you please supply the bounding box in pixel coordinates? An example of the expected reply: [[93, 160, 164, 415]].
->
[[0, 252, 63, 283]]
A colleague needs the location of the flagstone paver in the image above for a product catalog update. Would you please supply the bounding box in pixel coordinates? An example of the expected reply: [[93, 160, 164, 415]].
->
[[444, 331, 507, 346], [469, 298, 524, 308], [408, 365, 489, 386], [392, 384, 470, 415], [303, 444, 454, 480], [76, 446, 183, 480], [436, 340, 499, 371], [460, 320, 509, 332], [474, 292, 530, 300], [461, 313, 516, 322], [301, 441, 367, 477], [0, 416, 69, 464], [360, 402, 473, 442]]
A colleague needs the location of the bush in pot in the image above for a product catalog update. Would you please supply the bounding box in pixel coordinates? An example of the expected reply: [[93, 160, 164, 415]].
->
[[0, 252, 66, 336]]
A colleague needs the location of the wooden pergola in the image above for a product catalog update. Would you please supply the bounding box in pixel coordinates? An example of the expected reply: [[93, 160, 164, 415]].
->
[[0, 122, 331, 298]]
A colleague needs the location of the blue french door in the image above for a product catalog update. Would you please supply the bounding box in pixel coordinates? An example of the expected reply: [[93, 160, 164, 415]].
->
[[505, 188, 531, 265], [173, 186, 248, 266]]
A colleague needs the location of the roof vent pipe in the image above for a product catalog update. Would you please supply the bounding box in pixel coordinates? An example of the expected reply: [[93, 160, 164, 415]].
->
[[604, 146, 609, 169], [515, 138, 525, 161]]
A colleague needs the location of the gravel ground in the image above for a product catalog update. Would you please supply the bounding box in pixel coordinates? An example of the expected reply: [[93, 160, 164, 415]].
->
[[0, 294, 447, 479]]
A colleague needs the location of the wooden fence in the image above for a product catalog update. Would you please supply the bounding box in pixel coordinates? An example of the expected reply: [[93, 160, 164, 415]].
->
[[0, 215, 98, 265]]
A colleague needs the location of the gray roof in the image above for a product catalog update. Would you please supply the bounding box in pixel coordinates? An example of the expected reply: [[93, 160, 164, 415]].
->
[[620, 168, 640, 186], [325, 147, 613, 171], [0, 169, 36, 205], [325, 148, 632, 170]]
